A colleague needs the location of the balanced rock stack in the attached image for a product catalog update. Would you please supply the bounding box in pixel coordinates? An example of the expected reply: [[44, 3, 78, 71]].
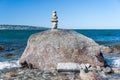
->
[[19, 11, 107, 71]]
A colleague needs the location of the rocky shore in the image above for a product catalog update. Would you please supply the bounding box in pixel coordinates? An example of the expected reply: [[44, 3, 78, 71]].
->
[[0, 65, 120, 80], [1, 68, 79, 80]]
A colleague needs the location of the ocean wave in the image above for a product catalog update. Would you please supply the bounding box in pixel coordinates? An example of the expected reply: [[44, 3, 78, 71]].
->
[[112, 59, 120, 68], [105, 58, 120, 68], [0, 60, 21, 70]]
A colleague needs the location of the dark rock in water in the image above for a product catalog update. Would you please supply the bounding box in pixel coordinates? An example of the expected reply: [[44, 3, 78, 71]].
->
[[19, 29, 107, 70], [0, 45, 5, 50]]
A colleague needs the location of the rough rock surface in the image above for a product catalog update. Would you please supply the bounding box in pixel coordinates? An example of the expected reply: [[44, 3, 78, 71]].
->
[[19, 29, 106, 70]]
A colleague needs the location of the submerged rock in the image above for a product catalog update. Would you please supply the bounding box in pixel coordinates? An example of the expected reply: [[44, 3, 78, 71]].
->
[[19, 29, 106, 70], [0, 45, 5, 50]]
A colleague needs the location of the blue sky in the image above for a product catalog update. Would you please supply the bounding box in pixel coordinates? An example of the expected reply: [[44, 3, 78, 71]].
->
[[0, 0, 120, 29]]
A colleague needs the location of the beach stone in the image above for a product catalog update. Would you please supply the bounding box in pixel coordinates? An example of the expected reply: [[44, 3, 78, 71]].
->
[[111, 45, 120, 53], [103, 67, 113, 74], [19, 29, 106, 70], [0, 45, 5, 50], [100, 45, 120, 54], [96, 66, 102, 71], [9, 71, 16, 77], [79, 70, 103, 80], [112, 68, 120, 73], [100, 45, 113, 53]]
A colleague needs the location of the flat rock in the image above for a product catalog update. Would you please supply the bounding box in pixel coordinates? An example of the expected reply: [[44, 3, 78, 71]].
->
[[19, 29, 106, 70], [57, 63, 80, 72]]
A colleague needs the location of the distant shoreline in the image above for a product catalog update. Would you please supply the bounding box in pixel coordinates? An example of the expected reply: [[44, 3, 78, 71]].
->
[[0, 24, 48, 30]]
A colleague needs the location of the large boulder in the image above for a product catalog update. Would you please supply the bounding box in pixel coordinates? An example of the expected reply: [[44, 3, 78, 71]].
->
[[19, 30, 106, 70]]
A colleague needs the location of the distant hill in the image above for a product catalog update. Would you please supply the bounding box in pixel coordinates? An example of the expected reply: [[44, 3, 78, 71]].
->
[[0, 25, 48, 30]]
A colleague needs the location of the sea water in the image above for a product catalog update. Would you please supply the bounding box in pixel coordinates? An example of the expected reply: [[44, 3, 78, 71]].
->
[[0, 29, 120, 70], [0, 30, 45, 69]]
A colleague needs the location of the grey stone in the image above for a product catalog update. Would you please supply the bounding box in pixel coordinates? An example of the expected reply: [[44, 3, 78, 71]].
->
[[103, 67, 113, 74], [57, 63, 80, 72], [100, 45, 112, 53], [96, 66, 102, 71]]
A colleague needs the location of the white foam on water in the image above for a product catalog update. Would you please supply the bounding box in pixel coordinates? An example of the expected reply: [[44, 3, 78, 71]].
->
[[112, 59, 120, 68], [106, 58, 120, 68], [0, 60, 21, 70]]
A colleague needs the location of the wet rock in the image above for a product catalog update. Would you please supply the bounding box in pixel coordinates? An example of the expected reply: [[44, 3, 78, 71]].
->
[[96, 66, 102, 71], [8, 71, 16, 77], [79, 70, 103, 80], [100, 45, 120, 54], [57, 63, 80, 72], [100, 45, 113, 53], [111, 45, 120, 53], [103, 66, 113, 74], [19, 30, 106, 70], [0, 45, 5, 50], [112, 68, 120, 73]]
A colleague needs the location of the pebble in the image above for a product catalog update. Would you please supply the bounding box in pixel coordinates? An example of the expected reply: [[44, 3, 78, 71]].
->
[[103, 67, 113, 74]]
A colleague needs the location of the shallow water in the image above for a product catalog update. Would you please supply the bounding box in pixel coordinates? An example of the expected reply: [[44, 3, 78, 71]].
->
[[0, 30, 45, 69], [104, 53, 120, 68]]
